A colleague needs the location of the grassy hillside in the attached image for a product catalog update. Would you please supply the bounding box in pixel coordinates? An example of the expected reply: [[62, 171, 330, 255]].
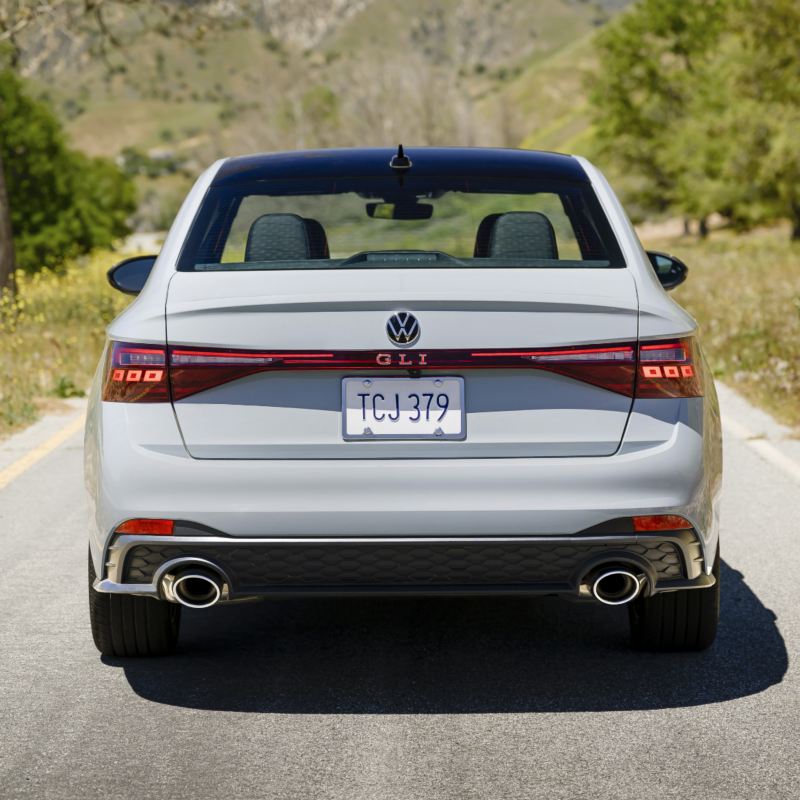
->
[[508, 30, 603, 153], [18, 2, 630, 227], [10, 1, 636, 231], [49, 0, 629, 155]]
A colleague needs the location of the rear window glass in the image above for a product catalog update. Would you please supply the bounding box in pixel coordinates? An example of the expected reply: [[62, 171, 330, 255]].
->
[[178, 176, 624, 271]]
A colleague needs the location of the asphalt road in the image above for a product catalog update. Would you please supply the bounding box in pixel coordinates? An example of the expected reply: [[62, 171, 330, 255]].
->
[[1, 387, 798, 800]]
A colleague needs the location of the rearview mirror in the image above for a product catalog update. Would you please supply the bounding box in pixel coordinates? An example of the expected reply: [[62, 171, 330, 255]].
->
[[107, 255, 157, 295], [366, 202, 434, 220], [646, 251, 688, 291]]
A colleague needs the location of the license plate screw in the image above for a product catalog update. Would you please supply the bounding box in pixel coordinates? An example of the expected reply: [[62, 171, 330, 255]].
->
[[434, 427, 444, 437], [434, 379, 443, 386], [363, 379, 372, 387], [363, 427, 373, 436]]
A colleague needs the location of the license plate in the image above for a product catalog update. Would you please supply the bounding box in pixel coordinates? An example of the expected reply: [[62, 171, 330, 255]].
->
[[342, 377, 465, 440]]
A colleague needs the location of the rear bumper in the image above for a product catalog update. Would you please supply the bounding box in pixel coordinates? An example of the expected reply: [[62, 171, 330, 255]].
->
[[95, 528, 714, 600], [86, 399, 721, 580]]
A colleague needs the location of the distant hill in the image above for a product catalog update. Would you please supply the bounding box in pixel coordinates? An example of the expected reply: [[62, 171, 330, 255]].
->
[[22, 0, 631, 228]]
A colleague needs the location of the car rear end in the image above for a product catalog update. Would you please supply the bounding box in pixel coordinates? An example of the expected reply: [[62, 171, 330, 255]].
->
[[85, 147, 721, 655]]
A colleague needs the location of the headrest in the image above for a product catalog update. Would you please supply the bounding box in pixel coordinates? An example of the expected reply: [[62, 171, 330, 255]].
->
[[244, 213, 329, 261], [473, 213, 501, 257], [303, 217, 330, 259], [474, 211, 559, 260]]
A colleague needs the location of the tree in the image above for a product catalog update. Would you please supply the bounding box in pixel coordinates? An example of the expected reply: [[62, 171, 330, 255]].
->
[[0, 68, 135, 272], [731, 0, 800, 238], [0, 0, 251, 289], [659, 0, 800, 238], [589, 0, 732, 219], [0, 134, 13, 290], [589, 0, 800, 238]]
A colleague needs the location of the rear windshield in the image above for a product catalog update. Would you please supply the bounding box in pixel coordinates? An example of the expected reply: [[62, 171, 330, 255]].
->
[[178, 176, 625, 271]]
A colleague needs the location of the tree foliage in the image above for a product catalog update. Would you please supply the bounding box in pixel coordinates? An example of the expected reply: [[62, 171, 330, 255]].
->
[[0, 0, 248, 288], [0, 68, 135, 272], [589, 0, 800, 238]]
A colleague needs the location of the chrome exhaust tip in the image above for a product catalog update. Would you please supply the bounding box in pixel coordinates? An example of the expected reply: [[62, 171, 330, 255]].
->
[[591, 568, 645, 606], [162, 568, 224, 609]]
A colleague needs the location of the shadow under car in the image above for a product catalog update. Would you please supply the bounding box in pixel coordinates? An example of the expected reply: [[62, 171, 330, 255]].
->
[[104, 561, 786, 714]]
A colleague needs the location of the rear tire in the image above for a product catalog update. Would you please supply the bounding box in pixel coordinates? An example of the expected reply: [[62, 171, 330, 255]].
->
[[628, 547, 720, 651], [88, 551, 181, 657]]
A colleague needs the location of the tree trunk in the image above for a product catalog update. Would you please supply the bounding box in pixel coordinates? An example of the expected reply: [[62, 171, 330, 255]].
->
[[0, 148, 16, 294], [698, 217, 709, 239], [791, 203, 800, 241]]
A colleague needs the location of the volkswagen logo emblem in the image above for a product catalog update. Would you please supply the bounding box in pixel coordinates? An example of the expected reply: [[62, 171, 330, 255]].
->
[[386, 311, 420, 347]]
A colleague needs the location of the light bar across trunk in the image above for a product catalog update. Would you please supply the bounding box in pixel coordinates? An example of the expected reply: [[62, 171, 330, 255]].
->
[[102, 338, 703, 402]]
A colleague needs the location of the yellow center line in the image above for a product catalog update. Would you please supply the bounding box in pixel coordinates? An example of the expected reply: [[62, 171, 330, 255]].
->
[[0, 414, 85, 491]]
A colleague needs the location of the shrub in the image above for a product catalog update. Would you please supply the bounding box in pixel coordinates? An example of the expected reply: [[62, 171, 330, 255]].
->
[[0, 252, 129, 434]]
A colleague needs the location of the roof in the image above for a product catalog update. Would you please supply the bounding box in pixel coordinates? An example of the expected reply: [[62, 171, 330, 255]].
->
[[212, 146, 588, 186]]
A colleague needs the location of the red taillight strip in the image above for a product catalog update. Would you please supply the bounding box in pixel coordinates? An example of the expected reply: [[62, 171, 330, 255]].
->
[[171, 350, 335, 363], [167, 342, 640, 400], [172, 354, 276, 366], [104, 338, 703, 402], [118, 347, 168, 355], [169, 343, 637, 367], [639, 341, 688, 362], [472, 345, 634, 360]]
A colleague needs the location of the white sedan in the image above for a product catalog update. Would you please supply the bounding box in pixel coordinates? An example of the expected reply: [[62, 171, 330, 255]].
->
[[85, 146, 721, 656]]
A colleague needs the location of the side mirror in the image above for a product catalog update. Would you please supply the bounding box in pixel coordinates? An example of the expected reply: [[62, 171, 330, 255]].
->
[[107, 255, 157, 295], [646, 251, 688, 291]]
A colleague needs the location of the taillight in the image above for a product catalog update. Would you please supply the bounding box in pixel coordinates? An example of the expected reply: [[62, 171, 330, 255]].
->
[[473, 345, 637, 396], [169, 349, 332, 400], [168, 344, 638, 400], [636, 337, 703, 398], [101, 337, 704, 402], [102, 341, 169, 402]]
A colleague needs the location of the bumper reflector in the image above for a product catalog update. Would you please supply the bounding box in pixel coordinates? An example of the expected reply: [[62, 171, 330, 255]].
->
[[115, 519, 174, 535], [633, 514, 692, 532]]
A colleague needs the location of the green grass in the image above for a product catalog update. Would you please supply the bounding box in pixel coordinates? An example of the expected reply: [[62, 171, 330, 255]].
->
[[650, 227, 800, 429], [0, 253, 129, 437]]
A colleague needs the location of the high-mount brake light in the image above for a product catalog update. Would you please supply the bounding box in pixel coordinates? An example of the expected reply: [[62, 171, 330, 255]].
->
[[636, 338, 703, 398], [102, 342, 169, 402], [115, 519, 174, 535], [632, 515, 693, 532]]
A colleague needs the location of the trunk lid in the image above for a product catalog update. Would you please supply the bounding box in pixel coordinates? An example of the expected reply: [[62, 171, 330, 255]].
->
[[165, 268, 638, 459]]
